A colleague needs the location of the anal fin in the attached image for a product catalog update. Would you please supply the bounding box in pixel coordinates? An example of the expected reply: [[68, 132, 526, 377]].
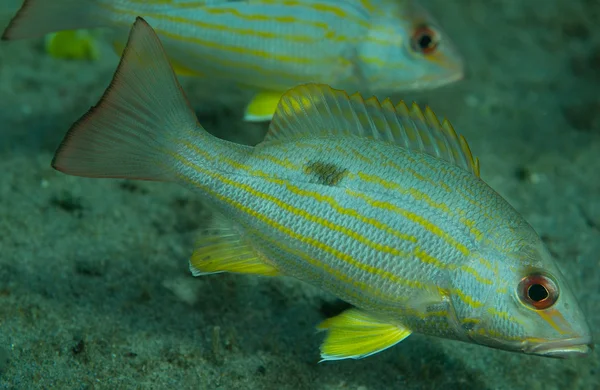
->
[[317, 308, 411, 361], [190, 215, 279, 277]]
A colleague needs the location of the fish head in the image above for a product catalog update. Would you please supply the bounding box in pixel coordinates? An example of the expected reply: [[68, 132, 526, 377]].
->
[[459, 229, 593, 358], [358, 1, 464, 92]]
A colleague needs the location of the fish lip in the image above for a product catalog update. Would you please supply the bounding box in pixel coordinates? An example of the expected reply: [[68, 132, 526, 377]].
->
[[525, 336, 594, 358], [400, 69, 464, 91]]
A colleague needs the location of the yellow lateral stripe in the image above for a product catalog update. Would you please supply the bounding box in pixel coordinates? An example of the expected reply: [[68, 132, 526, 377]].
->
[[347, 189, 470, 256], [136, 11, 350, 45], [451, 288, 483, 309], [356, 171, 485, 242], [101, 8, 308, 64], [259, 0, 368, 27], [487, 307, 525, 326], [102, 3, 353, 63], [347, 188, 495, 289], [380, 154, 454, 193]]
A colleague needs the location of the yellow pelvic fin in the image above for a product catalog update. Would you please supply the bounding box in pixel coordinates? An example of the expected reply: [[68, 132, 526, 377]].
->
[[243, 91, 284, 122], [190, 214, 279, 277], [316, 308, 411, 361], [45, 30, 99, 60], [266, 83, 480, 177]]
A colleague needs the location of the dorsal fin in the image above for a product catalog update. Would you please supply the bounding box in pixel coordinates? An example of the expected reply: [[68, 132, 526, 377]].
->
[[265, 84, 480, 177]]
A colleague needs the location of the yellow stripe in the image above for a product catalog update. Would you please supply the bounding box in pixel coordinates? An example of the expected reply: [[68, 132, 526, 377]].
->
[[347, 189, 470, 257], [102, 4, 334, 65], [487, 307, 525, 326], [356, 171, 484, 241], [537, 309, 568, 335]]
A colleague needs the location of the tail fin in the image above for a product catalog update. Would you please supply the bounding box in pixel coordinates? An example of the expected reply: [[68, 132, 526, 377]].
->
[[51, 17, 201, 181], [2, 0, 107, 40]]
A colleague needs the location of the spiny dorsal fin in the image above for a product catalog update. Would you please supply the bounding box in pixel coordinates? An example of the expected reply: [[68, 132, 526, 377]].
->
[[265, 84, 480, 177]]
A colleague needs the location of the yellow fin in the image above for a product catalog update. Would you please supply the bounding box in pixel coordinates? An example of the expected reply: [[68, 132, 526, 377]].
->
[[45, 30, 99, 60], [190, 214, 279, 277], [243, 91, 284, 122], [316, 308, 411, 361], [266, 83, 480, 177]]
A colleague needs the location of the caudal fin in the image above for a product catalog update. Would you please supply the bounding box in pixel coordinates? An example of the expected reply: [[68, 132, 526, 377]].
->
[[52, 17, 201, 181], [2, 0, 107, 40]]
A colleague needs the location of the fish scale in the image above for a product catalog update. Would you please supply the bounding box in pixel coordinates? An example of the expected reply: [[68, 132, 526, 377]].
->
[[49, 18, 593, 360]]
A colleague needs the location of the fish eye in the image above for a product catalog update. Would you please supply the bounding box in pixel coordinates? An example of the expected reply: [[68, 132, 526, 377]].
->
[[517, 273, 559, 310], [411, 25, 439, 55]]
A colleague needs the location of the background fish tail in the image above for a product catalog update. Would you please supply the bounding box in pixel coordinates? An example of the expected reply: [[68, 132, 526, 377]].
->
[[1, 0, 110, 39], [52, 17, 207, 182]]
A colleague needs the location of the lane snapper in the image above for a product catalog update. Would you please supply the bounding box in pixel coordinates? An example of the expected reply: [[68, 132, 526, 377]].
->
[[51, 18, 592, 360], [1, 0, 464, 122]]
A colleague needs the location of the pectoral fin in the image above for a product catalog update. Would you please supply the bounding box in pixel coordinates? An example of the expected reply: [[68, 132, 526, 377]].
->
[[190, 214, 279, 277], [316, 308, 411, 361], [243, 90, 284, 122]]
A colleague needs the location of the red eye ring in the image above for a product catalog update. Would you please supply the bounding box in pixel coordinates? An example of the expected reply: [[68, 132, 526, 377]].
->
[[411, 25, 439, 55], [517, 273, 559, 310]]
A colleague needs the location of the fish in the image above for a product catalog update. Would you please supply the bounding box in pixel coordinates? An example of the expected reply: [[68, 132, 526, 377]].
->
[[51, 17, 592, 361], [1, 0, 464, 122]]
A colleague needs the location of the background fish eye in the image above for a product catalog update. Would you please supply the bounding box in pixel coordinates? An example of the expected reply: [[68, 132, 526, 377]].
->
[[517, 273, 560, 310], [411, 25, 439, 55]]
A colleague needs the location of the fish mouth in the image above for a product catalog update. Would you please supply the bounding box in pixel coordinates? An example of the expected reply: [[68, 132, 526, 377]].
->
[[525, 337, 594, 358]]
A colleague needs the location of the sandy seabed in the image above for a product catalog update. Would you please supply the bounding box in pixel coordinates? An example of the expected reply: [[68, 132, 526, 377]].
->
[[0, 1, 599, 389]]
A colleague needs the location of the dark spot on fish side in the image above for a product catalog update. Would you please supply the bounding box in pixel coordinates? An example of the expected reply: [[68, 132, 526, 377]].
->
[[304, 161, 348, 186], [50, 191, 84, 217], [319, 299, 353, 318], [72, 339, 85, 355]]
